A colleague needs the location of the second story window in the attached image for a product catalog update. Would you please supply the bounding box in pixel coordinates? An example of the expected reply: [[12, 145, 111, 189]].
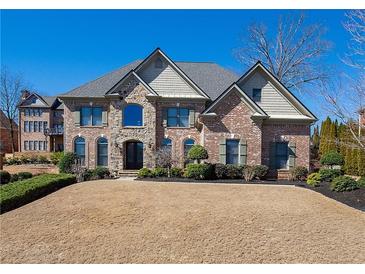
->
[[81, 106, 102, 126], [123, 104, 143, 127], [167, 107, 189, 127], [252, 88, 262, 102]]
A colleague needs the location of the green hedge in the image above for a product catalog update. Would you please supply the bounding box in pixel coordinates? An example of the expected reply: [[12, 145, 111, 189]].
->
[[330, 176, 358, 192], [184, 163, 214, 180], [0, 173, 77, 213]]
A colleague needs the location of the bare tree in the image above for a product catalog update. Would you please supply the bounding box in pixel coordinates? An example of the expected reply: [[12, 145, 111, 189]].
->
[[321, 10, 365, 151], [342, 10, 365, 69], [155, 147, 178, 177], [235, 13, 331, 93], [0, 66, 29, 153]]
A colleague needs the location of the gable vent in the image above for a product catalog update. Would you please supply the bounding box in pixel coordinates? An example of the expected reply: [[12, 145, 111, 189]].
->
[[155, 57, 163, 69]]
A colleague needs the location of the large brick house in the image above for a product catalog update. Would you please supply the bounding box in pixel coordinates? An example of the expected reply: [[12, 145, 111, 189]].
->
[[18, 91, 64, 152], [59, 48, 317, 176]]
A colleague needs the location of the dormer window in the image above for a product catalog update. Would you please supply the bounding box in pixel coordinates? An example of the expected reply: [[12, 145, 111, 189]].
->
[[155, 57, 163, 68], [252, 88, 262, 102]]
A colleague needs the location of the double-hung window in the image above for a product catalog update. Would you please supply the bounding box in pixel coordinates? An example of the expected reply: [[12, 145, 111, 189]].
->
[[167, 108, 189, 127], [24, 121, 29, 132], [81, 107, 102, 126], [24, 141, 29, 150], [29, 121, 34, 132], [34, 121, 39, 132], [226, 139, 240, 165], [29, 141, 34, 150]]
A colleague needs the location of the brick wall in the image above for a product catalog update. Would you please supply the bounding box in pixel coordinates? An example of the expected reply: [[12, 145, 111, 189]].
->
[[18, 108, 50, 152], [156, 100, 206, 167], [261, 122, 310, 169], [201, 89, 263, 165], [63, 98, 111, 169], [0, 127, 18, 153]]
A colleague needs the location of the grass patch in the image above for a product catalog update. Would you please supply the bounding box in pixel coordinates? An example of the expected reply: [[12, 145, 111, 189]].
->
[[0, 173, 76, 214]]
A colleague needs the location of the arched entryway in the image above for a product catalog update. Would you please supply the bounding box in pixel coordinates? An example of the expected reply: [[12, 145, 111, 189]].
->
[[125, 140, 143, 170]]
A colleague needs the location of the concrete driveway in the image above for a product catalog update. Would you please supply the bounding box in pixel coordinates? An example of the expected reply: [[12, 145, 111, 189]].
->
[[1, 180, 364, 263]]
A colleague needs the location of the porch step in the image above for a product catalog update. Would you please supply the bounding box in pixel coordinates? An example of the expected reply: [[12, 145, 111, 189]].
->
[[117, 170, 139, 177]]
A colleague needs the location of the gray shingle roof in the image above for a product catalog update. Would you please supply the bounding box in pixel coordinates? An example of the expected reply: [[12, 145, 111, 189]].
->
[[41, 96, 58, 106], [60, 60, 239, 100]]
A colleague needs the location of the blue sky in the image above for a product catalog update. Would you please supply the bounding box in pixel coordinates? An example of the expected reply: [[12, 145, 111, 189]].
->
[[1, 10, 351, 121]]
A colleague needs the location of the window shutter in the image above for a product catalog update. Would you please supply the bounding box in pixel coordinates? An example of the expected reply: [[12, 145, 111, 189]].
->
[[219, 138, 226, 164], [288, 142, 296, 168], [162, 108, 167, 127], [74, 110, 80, 127], [269, 142, 276, 169], [189, 109, 195, 127], [239, 139, 247, 165], [102, 110, 108, 126]]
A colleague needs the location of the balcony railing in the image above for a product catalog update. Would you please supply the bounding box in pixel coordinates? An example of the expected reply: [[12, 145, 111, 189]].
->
[[44, 127, 64, 136]]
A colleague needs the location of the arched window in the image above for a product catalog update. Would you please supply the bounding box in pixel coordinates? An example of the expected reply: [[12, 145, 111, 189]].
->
[[123, 104, 143, 127], [184, 139, 195, 157], [162, 138, 172, 152], [97, 137, 108, 166], [74, 137, 85, 165]]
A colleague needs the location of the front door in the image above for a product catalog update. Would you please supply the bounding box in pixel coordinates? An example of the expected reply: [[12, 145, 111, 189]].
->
[[126, 141, 143, 169]]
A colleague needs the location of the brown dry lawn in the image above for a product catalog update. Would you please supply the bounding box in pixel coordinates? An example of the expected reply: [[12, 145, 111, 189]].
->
[[1, 180, 365, 263]]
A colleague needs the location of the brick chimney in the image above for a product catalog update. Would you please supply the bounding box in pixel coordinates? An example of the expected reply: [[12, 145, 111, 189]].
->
[[20, 89, 31, 101]]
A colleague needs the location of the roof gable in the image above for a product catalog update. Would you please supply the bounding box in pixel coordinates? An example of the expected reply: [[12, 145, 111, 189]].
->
[[236, 62, 317, 120], [106, 70, 159, 96], [203, 83, 268, 117], [18, 93, 49, 108], [135, 48, 210, 99]]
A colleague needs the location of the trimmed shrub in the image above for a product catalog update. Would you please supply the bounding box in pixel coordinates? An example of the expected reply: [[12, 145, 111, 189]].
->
[[17, 172, 33, 181], [37, 155, 49, 164], [187, 145, 208, 163], [81, 169, 94, 181], [226, 164, 243, 179], [320, 151, 344, 167], [330, 176, 358, 192], [306, 172, 321, 187], [50, 152, 64, 165], [10, 174, 19, 183], [253, 165, 269, 179], [20, 155, 30, 164], [357, 177, 365, 188], [93, 167, 110, 179], [319, 168, 342, 182], [0, 171, 11, 185], [214, 163, 227, 179], [243, 165, 255, 182], [184, 163, 213, 180], [170, 167, 183, 177], [0, 173, 77, 213], [29, 155, 38, 164], [138, 168, 153, 178], [290, 166, 308, 181], [152, 167, 168, 177], [58, 152, 77, 173]]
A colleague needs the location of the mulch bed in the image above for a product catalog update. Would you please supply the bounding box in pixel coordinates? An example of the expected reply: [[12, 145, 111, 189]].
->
[[136, 177, 365, 211]]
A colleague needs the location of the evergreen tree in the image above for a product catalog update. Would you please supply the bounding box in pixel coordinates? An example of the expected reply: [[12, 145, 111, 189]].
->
[[319, 117, 331, 155], [358, 149, 365, 176]]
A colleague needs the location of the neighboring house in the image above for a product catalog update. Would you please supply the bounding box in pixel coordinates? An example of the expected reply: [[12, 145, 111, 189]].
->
[[59, 48, 317, 177], [0, 109, 18, 153], [18, 91, 64, 153]]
